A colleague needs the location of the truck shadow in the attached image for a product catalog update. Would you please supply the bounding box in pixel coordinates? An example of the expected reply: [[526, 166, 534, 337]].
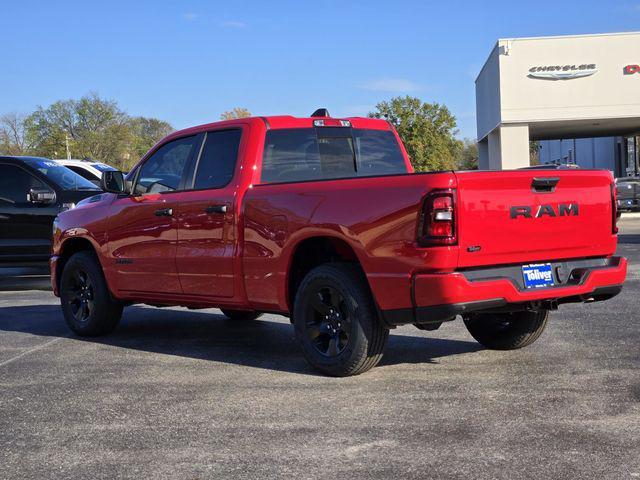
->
[[0, 305, 482, 376]]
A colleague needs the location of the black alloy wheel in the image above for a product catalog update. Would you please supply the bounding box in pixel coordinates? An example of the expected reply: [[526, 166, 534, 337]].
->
[[65, 269, 95, 324], [293, 263, 389, 376], [60, 251, 123, 336], [306, 285, 351, 357]]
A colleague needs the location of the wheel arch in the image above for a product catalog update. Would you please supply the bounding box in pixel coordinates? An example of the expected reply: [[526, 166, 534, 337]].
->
[[55, 236, 100, 294], [285, 235, 369, 312]]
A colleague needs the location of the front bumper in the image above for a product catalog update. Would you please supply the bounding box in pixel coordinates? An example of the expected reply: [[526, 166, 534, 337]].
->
[[382, 256, 627, 326], [50, 255, 60, 296]]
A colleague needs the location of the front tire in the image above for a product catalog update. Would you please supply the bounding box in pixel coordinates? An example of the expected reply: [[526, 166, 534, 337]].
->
[[463, 310, 548, 350], [60, 251, 123, 336], [293, 263, 389, 377]]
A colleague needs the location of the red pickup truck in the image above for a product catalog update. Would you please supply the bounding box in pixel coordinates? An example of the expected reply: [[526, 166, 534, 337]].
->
[[51, 112, 627, 376]]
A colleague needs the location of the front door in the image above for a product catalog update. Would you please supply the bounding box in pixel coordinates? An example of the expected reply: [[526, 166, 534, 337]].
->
[[176, 128, 243, 298], [107, 134, 201, 294], [0, 163, 58, 263]]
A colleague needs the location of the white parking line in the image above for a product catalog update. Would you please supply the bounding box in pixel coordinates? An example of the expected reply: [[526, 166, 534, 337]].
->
[[0, 337, 65, 369]]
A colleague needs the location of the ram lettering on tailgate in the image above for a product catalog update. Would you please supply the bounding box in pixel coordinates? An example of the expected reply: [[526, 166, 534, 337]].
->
[[510, 203, 579, 219]]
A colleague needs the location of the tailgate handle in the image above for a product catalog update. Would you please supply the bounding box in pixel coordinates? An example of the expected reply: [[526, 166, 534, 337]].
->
[[532, 177, 559, 193]]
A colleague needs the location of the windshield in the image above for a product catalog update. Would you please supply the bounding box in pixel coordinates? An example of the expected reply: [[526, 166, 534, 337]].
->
[[23, 159, 101, 191]]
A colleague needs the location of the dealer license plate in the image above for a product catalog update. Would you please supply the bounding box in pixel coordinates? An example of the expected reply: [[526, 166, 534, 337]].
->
[[522, 263, 555, 289]]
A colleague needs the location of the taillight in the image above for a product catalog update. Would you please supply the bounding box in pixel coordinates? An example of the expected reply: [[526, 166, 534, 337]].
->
[[611, 182, 619, 234], [418, 189, 457, 246]]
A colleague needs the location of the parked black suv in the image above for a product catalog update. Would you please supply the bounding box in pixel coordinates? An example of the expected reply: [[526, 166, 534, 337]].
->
[[0, 156, 102, 265]]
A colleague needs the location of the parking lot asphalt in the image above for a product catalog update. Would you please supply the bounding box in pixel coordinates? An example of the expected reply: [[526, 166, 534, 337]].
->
[[1, 221, 639, 479]]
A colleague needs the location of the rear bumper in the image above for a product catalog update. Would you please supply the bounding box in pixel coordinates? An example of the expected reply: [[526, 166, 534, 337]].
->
[[381, 256, 627, 326]]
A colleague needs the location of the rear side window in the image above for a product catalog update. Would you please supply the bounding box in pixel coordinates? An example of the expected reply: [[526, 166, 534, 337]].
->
[[261, 128, 406, 184], [193, 129, 242, 189]]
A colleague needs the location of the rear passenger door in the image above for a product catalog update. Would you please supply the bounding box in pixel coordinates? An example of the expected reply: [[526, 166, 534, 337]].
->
[[175, 128, 244, 298]]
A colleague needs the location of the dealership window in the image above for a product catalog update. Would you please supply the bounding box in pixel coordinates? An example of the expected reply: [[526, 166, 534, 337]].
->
[[626, 137, 638, 177]]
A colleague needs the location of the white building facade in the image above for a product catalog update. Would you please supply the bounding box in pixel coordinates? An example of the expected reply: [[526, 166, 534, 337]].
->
[[475, 32, 640, 176]]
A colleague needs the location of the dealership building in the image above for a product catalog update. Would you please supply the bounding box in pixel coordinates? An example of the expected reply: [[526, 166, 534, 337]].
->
[[475, 32, 640, 177]]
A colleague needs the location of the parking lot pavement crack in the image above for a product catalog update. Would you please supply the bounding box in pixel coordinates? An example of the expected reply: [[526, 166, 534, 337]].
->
[[0, 337, 65, 369]]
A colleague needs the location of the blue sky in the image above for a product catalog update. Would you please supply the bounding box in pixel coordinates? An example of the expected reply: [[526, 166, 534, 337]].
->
[[1, 0, 639, 139]]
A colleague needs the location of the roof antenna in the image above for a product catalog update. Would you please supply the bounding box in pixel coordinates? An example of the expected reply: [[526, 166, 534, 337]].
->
[[311, 108, 330, 117]]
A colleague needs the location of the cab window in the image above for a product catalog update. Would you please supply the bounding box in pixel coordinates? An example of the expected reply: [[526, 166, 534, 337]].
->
[[134, 135, 199, 195], [261, 128, 406, 184], [192, 129, 242, 189]]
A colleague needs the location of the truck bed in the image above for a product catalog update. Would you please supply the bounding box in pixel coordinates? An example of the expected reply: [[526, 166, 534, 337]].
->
[[242, 168, 621, 315]]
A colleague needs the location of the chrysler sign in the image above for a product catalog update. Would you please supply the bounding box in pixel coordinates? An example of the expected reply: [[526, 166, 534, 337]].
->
[[528, 63, 597, 80]]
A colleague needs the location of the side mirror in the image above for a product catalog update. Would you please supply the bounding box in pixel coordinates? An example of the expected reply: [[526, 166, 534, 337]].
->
[[101, 170, 127, 194], [28, 188, 56, 204]]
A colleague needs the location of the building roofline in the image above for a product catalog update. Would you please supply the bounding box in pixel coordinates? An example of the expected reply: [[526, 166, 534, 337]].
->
[[496, 30, 640, 43], [475, 31, 640, 83]]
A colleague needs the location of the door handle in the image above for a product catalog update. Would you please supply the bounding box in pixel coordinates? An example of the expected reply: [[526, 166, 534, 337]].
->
[[154, 208, 173, 217], [205, 204, 227, 214]]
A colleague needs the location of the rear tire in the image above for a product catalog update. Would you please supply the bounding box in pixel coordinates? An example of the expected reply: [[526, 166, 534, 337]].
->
[[293, 263, 389, 377], [220, 309, 262, 321], [60, 251, 123, 336], [463, 310, 548, 350]]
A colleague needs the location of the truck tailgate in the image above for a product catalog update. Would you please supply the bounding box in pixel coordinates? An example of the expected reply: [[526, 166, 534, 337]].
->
[[454, 170, 616, 268]]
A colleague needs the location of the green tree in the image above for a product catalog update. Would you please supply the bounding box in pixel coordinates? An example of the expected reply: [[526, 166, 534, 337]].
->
[[368, 96, 459, 172], [23, 93, 173, 171], [220, 107, 251, 120], [128, 116, 174, 166], [529, 141, 540, 166], [456, 138, 479, 170], [25, 93, 129, 162]]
